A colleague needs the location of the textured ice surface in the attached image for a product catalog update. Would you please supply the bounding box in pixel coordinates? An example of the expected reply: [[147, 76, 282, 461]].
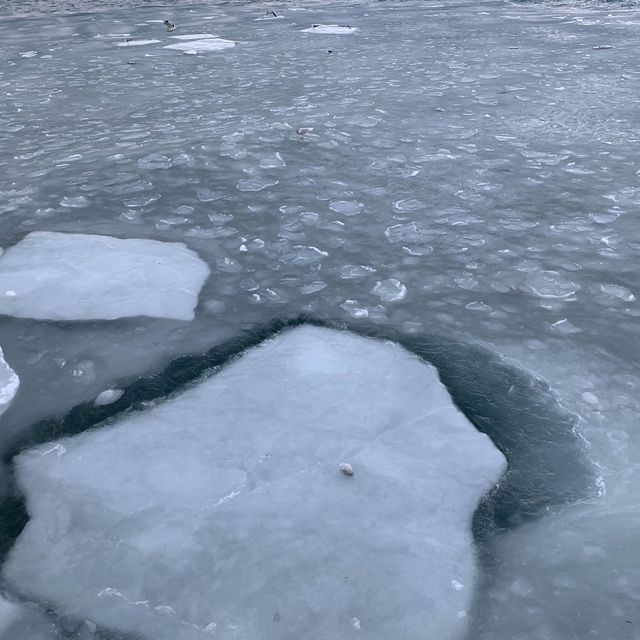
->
[[5, 326, 505, 640], [0, 347, 19, 418], [0, 232, 209, 321], [164, 38, 236, 53], [0, 596, 56, 640]]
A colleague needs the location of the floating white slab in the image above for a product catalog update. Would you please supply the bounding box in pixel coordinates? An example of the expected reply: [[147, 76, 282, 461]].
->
[[0, 232, 210, 321], [164, 38, 236, 53], [4, 326, 505, 640]]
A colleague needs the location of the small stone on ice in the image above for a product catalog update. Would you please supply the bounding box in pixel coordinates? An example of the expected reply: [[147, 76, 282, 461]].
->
[[340, 463, 354, 476]]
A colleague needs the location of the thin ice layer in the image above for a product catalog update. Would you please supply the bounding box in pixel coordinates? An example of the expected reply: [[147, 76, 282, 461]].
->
[[0, 346, 19, 418], [0, 232, 209, 321], [4, 326, 505, 640]]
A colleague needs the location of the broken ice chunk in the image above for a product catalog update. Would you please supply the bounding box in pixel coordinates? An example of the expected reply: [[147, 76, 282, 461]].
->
[[0, 232, 210, 321], [5, 326, 505, 640]]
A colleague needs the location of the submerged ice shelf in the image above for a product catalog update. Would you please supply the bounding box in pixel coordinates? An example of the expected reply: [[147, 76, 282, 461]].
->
[[4, 326, 505, 640], [0, 232, 209, 321]]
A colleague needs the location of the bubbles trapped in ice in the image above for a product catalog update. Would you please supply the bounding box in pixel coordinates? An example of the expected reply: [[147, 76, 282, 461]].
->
[[71, 360, 96, 384], [371, 279, 407, 303]]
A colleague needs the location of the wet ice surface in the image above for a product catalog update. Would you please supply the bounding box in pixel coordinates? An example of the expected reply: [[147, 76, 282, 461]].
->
[[4, 326, 505, 640], [0, 232, 210, 321], [0, 0, 640, 637], [0, 348, 19, 418]]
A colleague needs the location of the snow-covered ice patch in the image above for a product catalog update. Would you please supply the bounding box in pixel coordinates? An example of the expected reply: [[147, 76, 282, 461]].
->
[[164, 38, 236, 53], [4, 326, 505, 640], [0, 232, 209, 321], [302, 24, 358, 35]]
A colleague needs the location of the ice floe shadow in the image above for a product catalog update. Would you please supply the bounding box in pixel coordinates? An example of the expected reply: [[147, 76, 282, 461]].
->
[[0, 316, 597, 638]]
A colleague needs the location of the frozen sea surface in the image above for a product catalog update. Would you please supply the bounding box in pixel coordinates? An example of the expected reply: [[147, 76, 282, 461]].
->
[[5, 326, 505, 640], [0, 0, 639, 637], [0, 232, 210, 321]]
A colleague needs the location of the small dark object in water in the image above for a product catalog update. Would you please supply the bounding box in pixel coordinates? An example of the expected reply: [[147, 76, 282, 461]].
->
[[126, 61, 136, 65], [312, 24, 319, 28], [125, 38, 132, 42], [327, 50, 332, 53], [163, 19, 176, 32], [266, 10, 277, 17]]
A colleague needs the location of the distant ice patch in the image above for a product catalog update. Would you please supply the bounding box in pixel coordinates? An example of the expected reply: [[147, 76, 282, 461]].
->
[[169, 34, 217, 40], [0, 232, 209, 321], [164, 38, 236, 53], [4, 326, 505, 640], [115, 39, 161, 47], [302, 24, 358, 34], [0, 346, 19, 418]]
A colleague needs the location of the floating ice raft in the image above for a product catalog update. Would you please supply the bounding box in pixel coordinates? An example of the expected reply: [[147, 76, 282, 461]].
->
[[0, 232, 209, 321], [302, 24, 358, 34], [4, 326, 505, 640], [164, 38, 236, 53]]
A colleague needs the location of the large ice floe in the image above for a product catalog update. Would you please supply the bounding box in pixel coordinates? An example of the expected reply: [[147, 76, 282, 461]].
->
[[0, 347, 19, 418], [4, 326, 505, 640], [0, 232, 209, 321]]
